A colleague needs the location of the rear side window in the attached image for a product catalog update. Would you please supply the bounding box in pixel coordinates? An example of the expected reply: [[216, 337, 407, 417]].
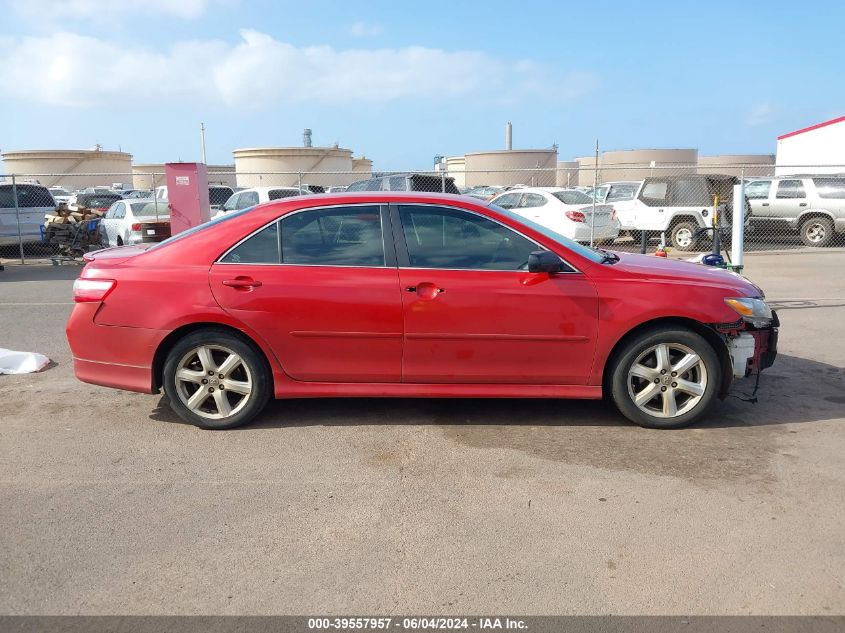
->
[[640, 181, 668, 206], [281, 205, 385, 266], [221, 221, 280, 264], [388, 176, 406, 191], [776, 180, 805, 199], [812, 178, 845, 199], [519, 193, 547, 208], [745, 181, 771, 199], [670, 178, 709, 205], [0, 185, 54, 208], [268, 189, 300, 201], [237, 191, 260, 209]]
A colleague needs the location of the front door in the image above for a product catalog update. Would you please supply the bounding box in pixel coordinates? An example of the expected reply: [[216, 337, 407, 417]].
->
[[393, 204, 599, 384], [209, 204, 403, 382]]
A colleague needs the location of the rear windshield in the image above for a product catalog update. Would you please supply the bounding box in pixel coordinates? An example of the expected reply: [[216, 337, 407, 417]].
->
[[553, 190, 593, 205], [268, 189, 301, 200], [0, 185, 55, 208], [133, 202, 169, 216], [409, 174, 460, 194]]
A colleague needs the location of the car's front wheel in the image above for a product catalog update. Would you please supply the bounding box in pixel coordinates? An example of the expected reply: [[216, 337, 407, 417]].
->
[[670, 221, 701, 251], [163, 329, 272, 429], [800, 216, 834, 248], [609, 327, 721, 429]]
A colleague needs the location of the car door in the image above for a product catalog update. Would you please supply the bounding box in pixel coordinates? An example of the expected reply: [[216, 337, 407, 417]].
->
[[209, 204, 403, 382], [771, 179, 808, 221], [237, 190, 260, 209], [101, 202, 118, 245], [393, 203, 599, 384], [744, 180, 773, 219]]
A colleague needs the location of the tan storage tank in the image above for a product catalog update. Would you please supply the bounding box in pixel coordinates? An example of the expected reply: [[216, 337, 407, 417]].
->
[[464, 149, 558, 187], [351, 157, 373, 181], [233, 146, 356, 188], [555, 160, 580, 188], [584, 148, 698, 186], [1, 149, 133, 189], [132, 164, 237, 190], [698, 154, 775, 178]]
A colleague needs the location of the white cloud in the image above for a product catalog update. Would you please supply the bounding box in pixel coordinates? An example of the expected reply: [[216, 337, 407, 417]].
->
[[0, 29, 598, 109], [5, 0, 223, 20], [348, 21, 383, 37], [747, 103, 774, 126]]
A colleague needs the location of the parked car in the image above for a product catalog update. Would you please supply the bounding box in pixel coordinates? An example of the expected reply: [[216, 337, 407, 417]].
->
[[346, 173, 461, 194], [614, 175, 750, 251], [124, 189, 153, 199], [301, 184, 326, 194], [69, 192, 123, 213], [67, 191, 778, 431], [99, 199, 170, 247], [745, 176, 845, 247], [208, 186, 235, 212], [586, 181, 641, 205], [0, 183, 55, 246], [218, 186, 308, 216], [48, 187, 73, 207], [490, 187, 620, 244], [326, 186, 348, 193], [464, 185, 506, 201]]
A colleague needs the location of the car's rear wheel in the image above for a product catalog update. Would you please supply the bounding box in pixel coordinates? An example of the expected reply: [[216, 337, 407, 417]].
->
[[800, 216, 834, 247], [163, 329, 271, 429], [610, 327, 721, 429]]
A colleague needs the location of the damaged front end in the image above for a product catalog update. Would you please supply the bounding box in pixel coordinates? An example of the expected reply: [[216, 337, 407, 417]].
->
[[712, 297, 780, 385]]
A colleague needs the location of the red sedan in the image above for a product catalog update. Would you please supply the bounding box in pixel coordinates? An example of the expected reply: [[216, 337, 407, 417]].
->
[[66, 192, 778, 430]]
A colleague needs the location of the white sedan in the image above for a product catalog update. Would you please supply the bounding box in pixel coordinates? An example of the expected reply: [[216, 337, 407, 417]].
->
[[490, 187, 620, 243], [100, 198, 170, 247]]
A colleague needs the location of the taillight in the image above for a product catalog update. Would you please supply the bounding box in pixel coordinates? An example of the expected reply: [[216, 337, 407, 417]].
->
[[565, 210, 586, 223], [611, 207, 618, 220], [73, 278, 116, 303], [130, 223, 142, 231]]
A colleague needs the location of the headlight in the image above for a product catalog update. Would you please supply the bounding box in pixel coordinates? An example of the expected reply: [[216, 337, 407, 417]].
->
[[725, 297, 772, 327]]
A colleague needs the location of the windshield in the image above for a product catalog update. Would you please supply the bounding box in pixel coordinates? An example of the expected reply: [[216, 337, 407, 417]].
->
[[553, 190, 593, 205], [489, 204, 605, 264]]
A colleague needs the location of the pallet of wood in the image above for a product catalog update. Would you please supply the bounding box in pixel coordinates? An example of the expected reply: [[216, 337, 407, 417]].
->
[[43, 207, 103, 256]]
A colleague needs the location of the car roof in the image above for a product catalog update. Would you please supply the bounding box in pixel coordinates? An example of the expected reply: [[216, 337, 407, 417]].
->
[[240, 186, 303, 193]]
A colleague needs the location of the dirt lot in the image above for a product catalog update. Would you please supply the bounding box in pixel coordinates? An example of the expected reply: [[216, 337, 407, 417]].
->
[[0, 251, 843, 615]]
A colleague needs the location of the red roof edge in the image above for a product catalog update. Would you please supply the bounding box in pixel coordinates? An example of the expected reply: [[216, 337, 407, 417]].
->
[[778, 115, 845, 141]]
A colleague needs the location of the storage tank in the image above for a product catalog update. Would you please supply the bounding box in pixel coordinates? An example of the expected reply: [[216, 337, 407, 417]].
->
[[1, 148, 133, 189], [555, 160, 580, 188], [698, 154, 775, 178], [464, 149, 558, 187], [444, 156, 466, 189], [351, 157, 373, 180], [233, 146, 355, 188], [133, 164, 236, 189]]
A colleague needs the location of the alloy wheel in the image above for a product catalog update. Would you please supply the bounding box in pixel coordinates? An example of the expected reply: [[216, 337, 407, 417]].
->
[[627, 343, 707, 419], [805, 222, 826, 243], [174, 345, 253, 420]]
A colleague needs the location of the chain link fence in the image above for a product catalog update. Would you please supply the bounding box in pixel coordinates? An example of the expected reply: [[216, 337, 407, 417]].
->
[[2, 163, 843, 264]]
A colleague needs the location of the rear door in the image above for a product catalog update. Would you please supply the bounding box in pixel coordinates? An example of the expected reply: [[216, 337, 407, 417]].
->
[[393, 203, 599, 384], [209, 204, 404, 382], [771, 179, 807, 221]]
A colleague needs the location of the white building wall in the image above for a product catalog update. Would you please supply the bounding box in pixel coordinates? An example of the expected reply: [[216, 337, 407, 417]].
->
[[776, 117, 845, 175]]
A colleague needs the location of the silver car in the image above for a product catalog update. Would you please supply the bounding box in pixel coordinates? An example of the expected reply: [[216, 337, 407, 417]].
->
[[0, 184, 55, 247], [746, 176, 845, 247], [100, 198, 170, 247]]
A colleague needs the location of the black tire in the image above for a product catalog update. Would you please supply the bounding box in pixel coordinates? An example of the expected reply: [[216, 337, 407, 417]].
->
[[116, 236, 124, 246], [163, 328, 272, 429], [609, 326, 722, 429], [799, 216, 835, 248], [670, 221, 700, 251], [628, 230, 643, 244]]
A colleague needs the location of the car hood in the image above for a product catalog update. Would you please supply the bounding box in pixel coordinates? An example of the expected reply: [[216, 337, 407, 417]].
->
[[612, 251, 764, 297]]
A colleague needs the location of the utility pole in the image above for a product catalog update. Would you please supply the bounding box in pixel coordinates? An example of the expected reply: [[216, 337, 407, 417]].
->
[[200, 122, 207, 164], [590, 139, 598, 247]]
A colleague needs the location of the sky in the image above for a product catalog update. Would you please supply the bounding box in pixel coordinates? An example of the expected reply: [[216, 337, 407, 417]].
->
[[0, 0, 842, 169]]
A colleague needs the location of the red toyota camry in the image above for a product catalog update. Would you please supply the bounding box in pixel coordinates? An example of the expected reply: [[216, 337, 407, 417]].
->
[[66, 192, 778, 430]]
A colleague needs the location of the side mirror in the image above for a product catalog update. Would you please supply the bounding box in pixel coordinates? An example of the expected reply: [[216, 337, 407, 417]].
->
[[528, 250, 564, 273]]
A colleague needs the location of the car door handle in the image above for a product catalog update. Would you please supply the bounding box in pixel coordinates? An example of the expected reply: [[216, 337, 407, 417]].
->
[[761, 202, 769, 206], [222, 276, 262, 289], [799, 202, 807, 207], [406, 283, 445, 299], [405, 286, 445, 293]]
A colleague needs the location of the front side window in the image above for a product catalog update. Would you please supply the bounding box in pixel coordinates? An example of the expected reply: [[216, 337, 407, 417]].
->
[[223, 194, 239, 211], [745, 181, 771, 199], [492, 193, 521, 209], [399, 205, 537, 271], [281, 205, 385, 266], [776, 180, 805, 199], [221, 222, 280, 264], [237, 191, 260, 209], [113, 203, 126, 219], [519, 193, 547, 208], [606, 184, 638, 202], [640, 181, 668, 206]]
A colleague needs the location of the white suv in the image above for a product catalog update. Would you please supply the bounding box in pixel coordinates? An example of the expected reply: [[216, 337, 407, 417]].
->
[[745, 176, 845, 247]]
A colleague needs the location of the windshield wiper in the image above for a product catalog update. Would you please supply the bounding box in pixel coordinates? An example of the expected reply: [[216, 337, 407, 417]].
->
[[596, 248, 620, 264]]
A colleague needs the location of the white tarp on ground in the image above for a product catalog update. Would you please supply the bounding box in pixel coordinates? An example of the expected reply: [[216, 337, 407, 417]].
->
[[0, 348, 50, 374]]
